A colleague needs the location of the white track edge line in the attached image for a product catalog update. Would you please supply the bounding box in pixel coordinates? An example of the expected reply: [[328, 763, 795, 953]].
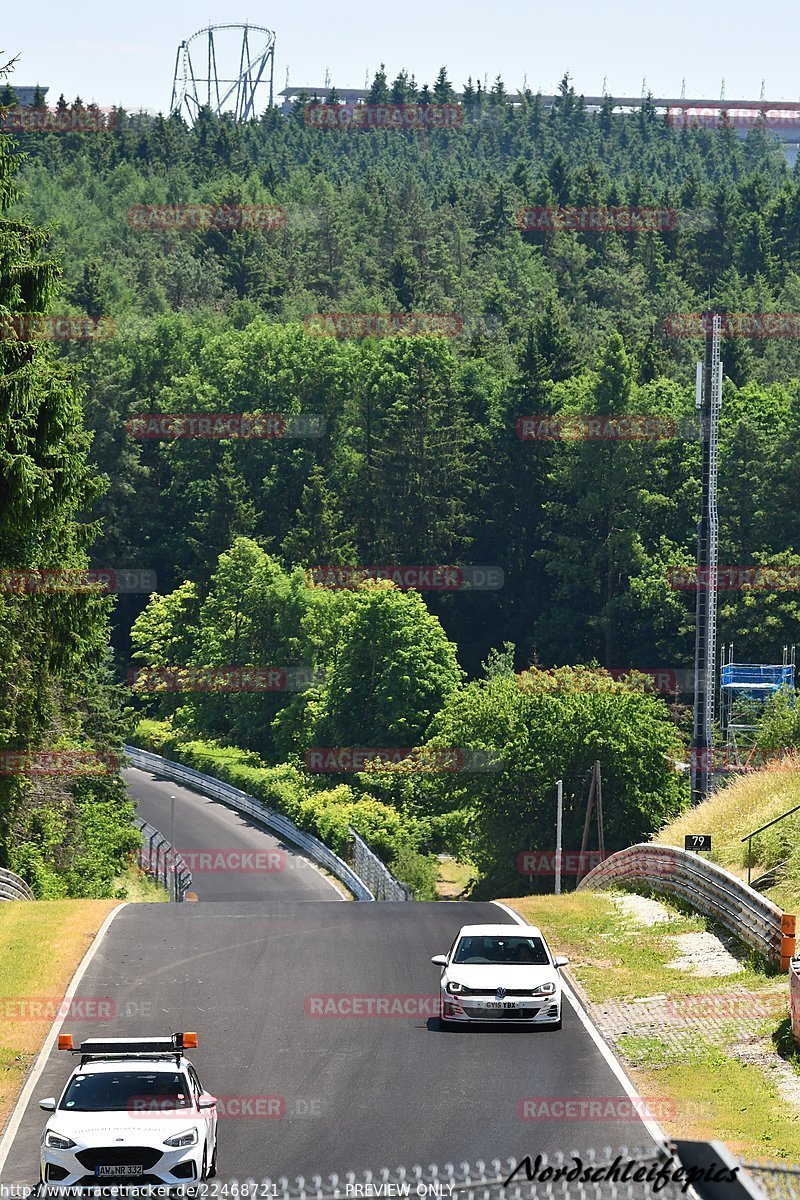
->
[[0, 901, 128, 1176], [491, 899, 670, 1152]]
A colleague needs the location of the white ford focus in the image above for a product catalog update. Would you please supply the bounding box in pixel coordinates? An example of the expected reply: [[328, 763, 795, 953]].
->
[[431, 924, 568, 1028], [38, 1032, 217, 1191]]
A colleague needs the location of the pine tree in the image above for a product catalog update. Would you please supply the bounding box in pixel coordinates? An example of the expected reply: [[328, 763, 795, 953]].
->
[[0, 108, 134, 889], [433, 67, 455, 103], [367, 65, 390, 105]]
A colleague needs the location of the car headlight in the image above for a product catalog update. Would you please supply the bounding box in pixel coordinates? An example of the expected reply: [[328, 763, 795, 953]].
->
[[532, 982, 556, 996], [44, 1130, 77, 1150], [446, 981, 463, 994], [164, 1127, 199, 1148]]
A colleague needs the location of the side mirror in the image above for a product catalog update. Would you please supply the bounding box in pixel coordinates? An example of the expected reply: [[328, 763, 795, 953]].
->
[[430, 954, 448, 968], [39, 1098, 56, 1112], [554, 956, 569, 968], [198, 1094, 216, 1110]]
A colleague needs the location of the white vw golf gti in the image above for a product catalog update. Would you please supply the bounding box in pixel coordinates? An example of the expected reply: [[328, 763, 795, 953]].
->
[[38, 1032, 217, 1190], [432, 923, 568, 1027]]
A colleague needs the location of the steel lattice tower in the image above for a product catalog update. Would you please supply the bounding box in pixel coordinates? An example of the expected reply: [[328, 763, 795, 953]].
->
[[170, 25, 276, 124], [690, 311, 723, 804]]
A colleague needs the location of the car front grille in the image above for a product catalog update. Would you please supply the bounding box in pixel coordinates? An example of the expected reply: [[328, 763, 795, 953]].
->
[[461, 1005, 540, 1020], [76, 1174, 164, 1186], [76, 1145, 163, 1170]]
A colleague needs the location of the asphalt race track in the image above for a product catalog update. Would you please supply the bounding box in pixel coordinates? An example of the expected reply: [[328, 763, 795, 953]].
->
[[125, 766, 341, 902], [0, 770, 659, 1186]]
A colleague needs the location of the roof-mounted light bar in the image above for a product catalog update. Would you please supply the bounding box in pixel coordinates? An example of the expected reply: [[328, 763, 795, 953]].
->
[[58, 1032, 198, 1058]]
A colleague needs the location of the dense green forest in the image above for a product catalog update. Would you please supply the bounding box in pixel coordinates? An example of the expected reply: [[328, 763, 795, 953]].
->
[[3, 66, 800, 894]]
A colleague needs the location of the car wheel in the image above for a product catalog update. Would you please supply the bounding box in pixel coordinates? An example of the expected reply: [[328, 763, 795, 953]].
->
[[439, 1010, 457, 1030], [201, 1145, 208, 1181], [551, 1016, 562, 1030], [208, 1136, 217, 1178]]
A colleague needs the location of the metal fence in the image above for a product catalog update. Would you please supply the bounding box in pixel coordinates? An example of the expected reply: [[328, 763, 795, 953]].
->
[[163, 1150, 798, 1200], [30, 1151, 800, 1199], [577, 844, 788, 966], [0, 866, 34, 901], [133, 815, 193, 901], [123, 745, 410, 902], [348, 826, 412, 901], [749, 1162, 800, 1200]]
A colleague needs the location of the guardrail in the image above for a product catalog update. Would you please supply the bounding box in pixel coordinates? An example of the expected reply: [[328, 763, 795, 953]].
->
[[123, 744, 411, 902], [577, 844, 794, 968], [0, 867, 34, 901], [791, 959, 800, 1045], [133, 816, 193, 901]]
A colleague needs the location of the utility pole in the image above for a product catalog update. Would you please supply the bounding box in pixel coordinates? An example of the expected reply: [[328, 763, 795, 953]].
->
[[690, 311, 722, 805], [170, 794, 177, 901], [554, 780, 563, 895]]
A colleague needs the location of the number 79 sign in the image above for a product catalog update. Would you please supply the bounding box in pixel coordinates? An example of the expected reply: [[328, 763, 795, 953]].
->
[[685, 834, 712, 852]]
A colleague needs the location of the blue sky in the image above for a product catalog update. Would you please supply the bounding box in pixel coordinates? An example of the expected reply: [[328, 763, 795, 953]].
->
[[4, 0, 799, 113]]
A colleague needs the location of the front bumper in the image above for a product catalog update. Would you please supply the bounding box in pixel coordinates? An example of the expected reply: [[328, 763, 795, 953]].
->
[[40, 1140, 203, 1189], [440, 992, 561, 1023]]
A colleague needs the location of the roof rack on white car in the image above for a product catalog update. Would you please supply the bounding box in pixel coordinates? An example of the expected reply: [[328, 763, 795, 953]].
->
[[57, 1031, 198, 1066]]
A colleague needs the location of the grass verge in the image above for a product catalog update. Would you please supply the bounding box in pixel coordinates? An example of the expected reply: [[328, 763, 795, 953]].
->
[[0, 899, 119, 1133], [436, 856, 474, 899], [655, 759, 800, 912], [500, 890, 796, 1159], [112, 863, 169, 902]]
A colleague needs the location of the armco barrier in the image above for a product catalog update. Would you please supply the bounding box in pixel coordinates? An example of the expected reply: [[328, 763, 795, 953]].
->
[[133, 815, 192, 901], [123, 744, 411, 902], [791, 959, 800, 1045], [577, 843, 792, 967], [0, 867, 34, 901]]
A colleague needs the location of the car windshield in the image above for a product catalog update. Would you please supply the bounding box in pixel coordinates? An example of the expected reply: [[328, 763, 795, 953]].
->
[[453, 935, 550, 965], [60, 1071, 192, 1113]]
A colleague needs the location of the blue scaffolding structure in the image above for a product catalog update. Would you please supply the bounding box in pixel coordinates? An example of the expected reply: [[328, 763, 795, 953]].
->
[[719, 644, 795, 767]]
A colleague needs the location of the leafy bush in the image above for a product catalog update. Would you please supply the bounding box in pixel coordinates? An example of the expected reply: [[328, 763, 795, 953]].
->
[[390, 845, 440, 900]]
